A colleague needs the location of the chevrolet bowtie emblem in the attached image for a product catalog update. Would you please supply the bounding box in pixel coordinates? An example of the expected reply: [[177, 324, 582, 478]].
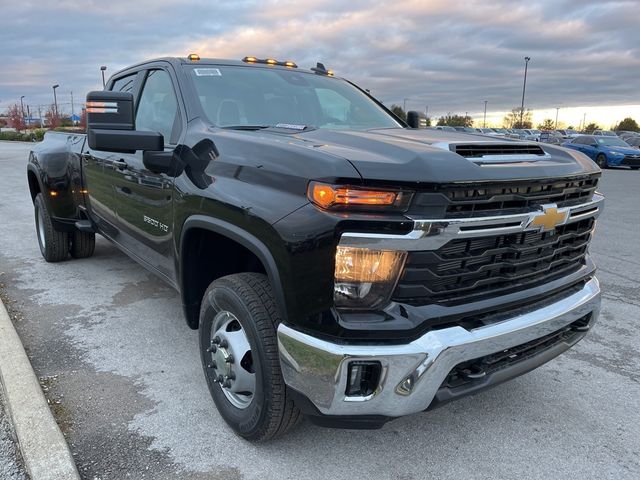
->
[[527, 204, 569, 232]]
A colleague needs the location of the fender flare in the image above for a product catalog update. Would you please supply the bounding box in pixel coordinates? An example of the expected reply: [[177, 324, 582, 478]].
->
[[179, 215, 288, 328], [26, 163, 44, 203]]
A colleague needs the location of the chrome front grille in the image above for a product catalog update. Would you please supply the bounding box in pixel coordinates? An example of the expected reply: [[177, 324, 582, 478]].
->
[[393, 217, 594, 306]]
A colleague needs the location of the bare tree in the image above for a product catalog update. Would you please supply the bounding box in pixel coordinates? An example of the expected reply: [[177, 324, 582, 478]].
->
[[44, 104, 60, 130], [7, 103, 26, 132]]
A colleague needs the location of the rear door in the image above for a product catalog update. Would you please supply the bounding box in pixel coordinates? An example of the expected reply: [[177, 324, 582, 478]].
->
[[111, 66, 183, 282]]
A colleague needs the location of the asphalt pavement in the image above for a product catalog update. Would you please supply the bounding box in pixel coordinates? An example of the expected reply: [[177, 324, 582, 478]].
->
[[0, 141, 638, 479], [0, 387, 28, 480]]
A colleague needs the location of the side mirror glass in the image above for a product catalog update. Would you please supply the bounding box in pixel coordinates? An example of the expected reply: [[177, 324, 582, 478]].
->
[[406, 111, 428, 129], [86, 91, 163, 153]]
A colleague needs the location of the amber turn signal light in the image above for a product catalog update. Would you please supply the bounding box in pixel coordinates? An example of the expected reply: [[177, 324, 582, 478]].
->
[[307, 182, 411, 211]]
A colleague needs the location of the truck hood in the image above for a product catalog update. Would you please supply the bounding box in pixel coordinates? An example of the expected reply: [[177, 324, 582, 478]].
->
[[292, 128, 599, 184]]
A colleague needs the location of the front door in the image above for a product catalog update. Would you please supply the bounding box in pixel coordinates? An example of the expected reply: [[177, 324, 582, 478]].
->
[[112, 68, 182, 283]]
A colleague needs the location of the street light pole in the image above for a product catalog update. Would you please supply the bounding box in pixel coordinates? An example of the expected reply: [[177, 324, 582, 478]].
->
[[520, 56, 531, 127], [20, 96, 25, 126], [100, 66, 107, 88], [555, 107, 560, 130], [52, 84, 59, 119], [71, 91, 75, 125], [403, 98, 409, 113], [483, 100, 488, 128]]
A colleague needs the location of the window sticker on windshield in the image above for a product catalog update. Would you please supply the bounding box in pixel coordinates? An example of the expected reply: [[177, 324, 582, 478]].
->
[[275, 123, 307, 130], [194, 68, 221, 76]]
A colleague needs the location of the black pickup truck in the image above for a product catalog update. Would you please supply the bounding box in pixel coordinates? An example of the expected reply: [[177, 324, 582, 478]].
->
[[27, 55, 603, 441]]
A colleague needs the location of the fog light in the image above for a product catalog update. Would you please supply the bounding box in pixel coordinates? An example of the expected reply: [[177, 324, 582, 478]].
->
[[334, 247, 406, 309], [346, 361, 382, 397]]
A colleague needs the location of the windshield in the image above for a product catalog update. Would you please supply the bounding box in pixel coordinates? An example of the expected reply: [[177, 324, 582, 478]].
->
[[185, 65, 400, 130], [597, 137, 630, 147]]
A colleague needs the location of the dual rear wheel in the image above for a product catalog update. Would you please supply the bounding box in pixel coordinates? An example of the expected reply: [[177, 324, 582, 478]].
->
[[34, 192, 95, 262]]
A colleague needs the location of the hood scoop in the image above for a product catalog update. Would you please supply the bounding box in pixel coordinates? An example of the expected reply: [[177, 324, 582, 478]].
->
[[431, 141, 548, 164]]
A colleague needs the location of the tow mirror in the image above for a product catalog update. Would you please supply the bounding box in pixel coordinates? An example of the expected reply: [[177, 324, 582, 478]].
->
[[86, 91, 163, 153], [406, 111, 427, 129]]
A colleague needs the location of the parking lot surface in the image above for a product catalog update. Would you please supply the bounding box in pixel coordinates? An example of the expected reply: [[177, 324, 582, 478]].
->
[[0, 388, 27, 480], [0, 141, 639, 479]]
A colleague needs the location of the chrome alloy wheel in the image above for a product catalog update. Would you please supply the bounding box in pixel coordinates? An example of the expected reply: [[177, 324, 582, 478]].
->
[[207, 310, 255, 409]]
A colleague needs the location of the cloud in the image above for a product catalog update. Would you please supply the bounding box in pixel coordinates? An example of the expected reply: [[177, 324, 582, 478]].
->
[[0, 0, 638, 123]]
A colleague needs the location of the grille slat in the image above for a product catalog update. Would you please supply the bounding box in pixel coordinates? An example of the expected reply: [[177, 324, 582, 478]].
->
[[393, 218, 594, 305], [441, 176, 598, 218]]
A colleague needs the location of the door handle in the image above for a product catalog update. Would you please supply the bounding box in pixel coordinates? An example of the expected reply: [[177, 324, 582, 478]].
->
[[113, 159, 128, 170]]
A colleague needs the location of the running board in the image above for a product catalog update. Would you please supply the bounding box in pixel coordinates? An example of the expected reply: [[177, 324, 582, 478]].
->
[[75, 220, 96, 233]]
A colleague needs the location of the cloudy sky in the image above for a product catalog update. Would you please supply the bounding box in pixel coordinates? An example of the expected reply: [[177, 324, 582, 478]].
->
[[1, 0, 638, 128]]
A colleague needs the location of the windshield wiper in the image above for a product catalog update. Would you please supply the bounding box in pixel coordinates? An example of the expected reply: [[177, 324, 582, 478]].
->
[[221, 124, 314, 132], [220, 125, 270, 131]]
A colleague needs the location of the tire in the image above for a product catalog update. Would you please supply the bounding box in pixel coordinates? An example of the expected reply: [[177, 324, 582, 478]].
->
[[34, 193, 69, 262], [596, 153, 608, 169], [199, 273, 300, 441], [70, 230, 96, 258]]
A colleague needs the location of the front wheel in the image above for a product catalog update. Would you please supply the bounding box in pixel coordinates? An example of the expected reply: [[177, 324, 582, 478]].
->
[[34, 193, 69, 262], [596, 153, 608, 169], [198, 273, 300, 441]]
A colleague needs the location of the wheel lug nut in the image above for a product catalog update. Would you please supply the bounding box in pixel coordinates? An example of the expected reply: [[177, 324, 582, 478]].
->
[[216, 375, 224, 383], [219, 339, 228, 348], [212, 336, 221, 345], [227, 373, 236, 381], [223, 380, 231, 388], [225, 355, 234, 364], [207, 345, 217, 353]]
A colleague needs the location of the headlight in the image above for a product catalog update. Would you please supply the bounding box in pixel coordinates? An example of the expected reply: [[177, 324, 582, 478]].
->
[[307, 182, 413, 212], [610, 151, 624, 156], [334, 246, 406, 309]]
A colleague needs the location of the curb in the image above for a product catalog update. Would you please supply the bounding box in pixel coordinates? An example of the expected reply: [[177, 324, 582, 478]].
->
[[0, 299, 80, 480]]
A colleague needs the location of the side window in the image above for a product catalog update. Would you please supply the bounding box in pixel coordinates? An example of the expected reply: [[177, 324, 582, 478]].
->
[[135, 70, 179, 144], [111, 74, 137, 93]]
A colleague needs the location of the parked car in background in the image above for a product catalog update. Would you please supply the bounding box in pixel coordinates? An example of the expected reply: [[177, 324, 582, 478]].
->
[[592, 130, 617, 137], [453, 126, 477, 133], [539, 131, 563, 145], [478, 128, 499, 135], [615, 130, 638, 138], [563, 135, 640, 169], [625, 136, 640, 148], [435, 125, 457, 132], [490, 128, 509, 136], [618, 132, 640, 142], [521, 129, 541, 141]]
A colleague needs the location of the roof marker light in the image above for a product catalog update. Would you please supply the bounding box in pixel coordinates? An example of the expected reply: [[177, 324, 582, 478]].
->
[[188, 53, 200, 61], [241, 57, 298, 68]]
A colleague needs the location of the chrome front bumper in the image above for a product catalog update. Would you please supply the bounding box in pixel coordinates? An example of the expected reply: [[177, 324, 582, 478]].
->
[[277, 277, 601, 418]]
